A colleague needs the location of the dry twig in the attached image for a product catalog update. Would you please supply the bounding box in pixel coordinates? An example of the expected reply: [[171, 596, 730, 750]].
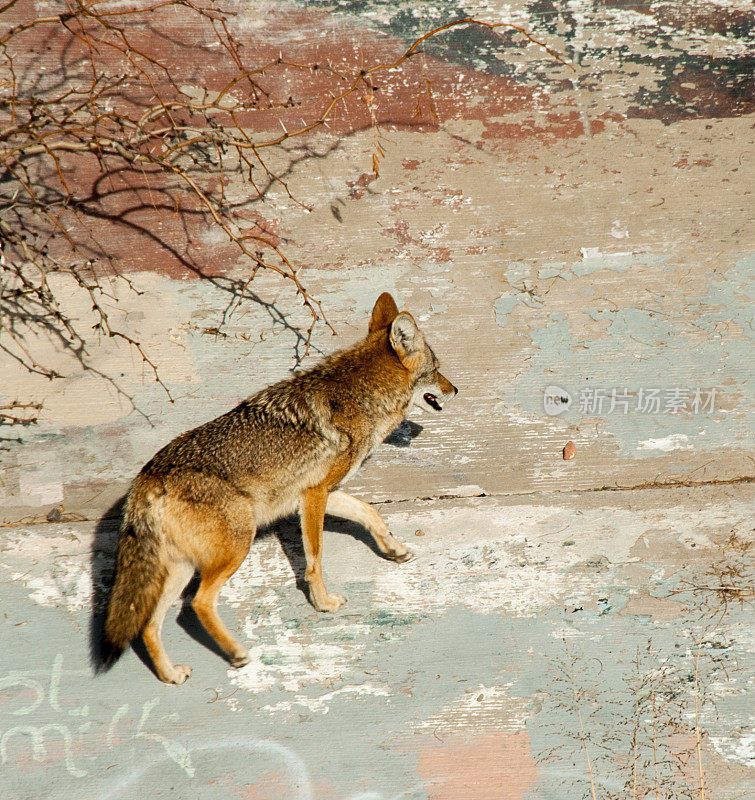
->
[[1, 2, 567, 415]]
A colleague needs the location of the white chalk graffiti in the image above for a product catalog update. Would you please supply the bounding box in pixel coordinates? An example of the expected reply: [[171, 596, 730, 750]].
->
[[2, 656, 421, 799], [95, 737, 423, 800], [103, 695, 194, 776], [99, 738, 312, 800], [1, 723, 87, 779], [1, 654, 88, 777], [132, 697, 194, 776], [0, 654, 190, 779]]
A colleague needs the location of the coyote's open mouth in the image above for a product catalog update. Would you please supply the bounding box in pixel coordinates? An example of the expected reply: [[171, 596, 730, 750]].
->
[[424, 393, 443, 411]]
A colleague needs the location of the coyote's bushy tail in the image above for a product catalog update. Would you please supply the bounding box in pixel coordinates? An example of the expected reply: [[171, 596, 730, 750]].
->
[[103, 479, 167, 663]]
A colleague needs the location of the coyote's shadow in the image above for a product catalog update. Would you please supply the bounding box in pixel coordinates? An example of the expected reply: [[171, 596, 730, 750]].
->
[[383, 418, 422, 447], [89, 418, 423, 671], [89, 494, 406, 674], [89, 495, 214, 677], [89, 495, 126, 672], [272, 511, 393, 600]]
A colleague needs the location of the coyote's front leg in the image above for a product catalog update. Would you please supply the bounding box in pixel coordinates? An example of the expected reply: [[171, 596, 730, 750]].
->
[[326, 490, 413, 563], [300, 485, 346, 612]]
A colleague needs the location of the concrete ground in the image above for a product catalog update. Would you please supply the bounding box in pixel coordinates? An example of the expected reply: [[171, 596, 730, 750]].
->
[[1, 1, 753, 798], [1, 486, 753, 798]]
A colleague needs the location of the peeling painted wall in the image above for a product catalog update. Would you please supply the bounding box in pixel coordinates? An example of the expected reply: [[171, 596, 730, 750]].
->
[[2, 488, 753, 798], [2, 1, 753, 522], [1, 2, 753, 798]]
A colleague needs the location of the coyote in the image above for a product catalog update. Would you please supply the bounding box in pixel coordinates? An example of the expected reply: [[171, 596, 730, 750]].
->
[[103, 292, 457, 683]]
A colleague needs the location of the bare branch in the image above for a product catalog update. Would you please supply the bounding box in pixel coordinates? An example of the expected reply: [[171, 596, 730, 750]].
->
[[0, 2, 568, 417]]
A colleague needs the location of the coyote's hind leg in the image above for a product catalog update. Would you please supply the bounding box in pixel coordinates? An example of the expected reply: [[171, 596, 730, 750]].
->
[[192, 526, 253, 668], [142, 560, 195, 684]]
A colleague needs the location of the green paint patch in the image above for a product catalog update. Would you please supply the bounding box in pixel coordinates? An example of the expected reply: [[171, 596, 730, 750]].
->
[[369, 608, 425, 627], [501, 255, 754, 456], [260, 650, 295, 666], [493, 292, 520, 327], [571, 251, 667, 277], [537, 264, 565, 280], [331, 629, 361, 642], [495, 254, 668, 329]]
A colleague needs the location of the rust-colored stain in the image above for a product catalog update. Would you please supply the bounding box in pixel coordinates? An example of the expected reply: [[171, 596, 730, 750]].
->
[[239, 770, 299, 800], [417, 731, 538, 800], [5, 1, 590, 281]]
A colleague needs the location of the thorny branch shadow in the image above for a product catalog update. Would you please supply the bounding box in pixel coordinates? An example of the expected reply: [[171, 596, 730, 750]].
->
[[4, 4, 567, 420], [2, 135, 346, 394]]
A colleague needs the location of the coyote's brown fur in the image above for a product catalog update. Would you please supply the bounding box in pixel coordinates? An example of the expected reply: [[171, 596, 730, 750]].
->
[[103, 293, 457, 683]]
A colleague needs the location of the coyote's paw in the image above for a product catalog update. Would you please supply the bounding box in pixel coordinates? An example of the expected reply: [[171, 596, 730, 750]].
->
[[229, 649, 251, 669], [162, 664, 192, 685], [389, 548, 414, 563], [383, 535, 414, 563], [314, 592, 347, 613]]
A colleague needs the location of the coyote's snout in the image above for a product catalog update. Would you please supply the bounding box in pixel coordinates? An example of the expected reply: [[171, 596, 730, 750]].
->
[[103, 292, 457, 683]]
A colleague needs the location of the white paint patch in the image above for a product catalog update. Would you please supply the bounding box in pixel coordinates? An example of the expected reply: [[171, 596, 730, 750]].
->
[[368, 500, 743, 621], [229, 614, 373, 694], [416, 683, 530, 735], [709, 733, 755, 766], [495, 403, 539, 426], [549, 626, 586, 639], [1, 527, 96, 614], [580, 247, 634, 260], [637, 434, 693, 452], [370, 504, 589, 616], [223, 534, 379, 699], [10, 567, 91, 612], [609, 220, 629, 239], [445, 484, 485, 497], [260, 684, 391, 715], [221, 535, 296, 607]]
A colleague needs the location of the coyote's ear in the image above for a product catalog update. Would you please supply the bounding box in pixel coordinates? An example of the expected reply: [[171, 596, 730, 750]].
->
[[369, 292, 399, 333], [389, 312, 422, 361]]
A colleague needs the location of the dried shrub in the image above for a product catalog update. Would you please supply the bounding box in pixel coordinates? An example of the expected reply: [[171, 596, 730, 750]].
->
[[1, 2, 564, 415]]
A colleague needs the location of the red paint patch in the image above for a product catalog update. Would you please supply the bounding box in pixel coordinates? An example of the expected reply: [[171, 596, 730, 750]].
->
[[346, 171, 378, 199], [384, 219, 416, 246], [238, 769, 292, 800], [417, 731, 538, 800], [430, 247, 452, 263], [234, 208, 283, 249], [5, 2, 591, 281], [673, 157, 714, 170]]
